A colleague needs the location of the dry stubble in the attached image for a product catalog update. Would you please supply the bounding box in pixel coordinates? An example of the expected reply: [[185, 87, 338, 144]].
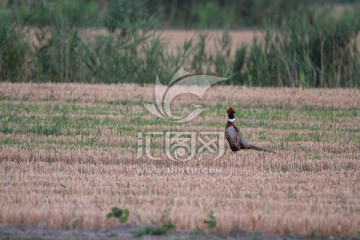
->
[[0, 83, 359, 236]]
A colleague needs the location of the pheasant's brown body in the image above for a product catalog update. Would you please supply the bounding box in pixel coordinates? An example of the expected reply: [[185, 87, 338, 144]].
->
[[225, 107, 271, 152], [225, 121, 250, 151]]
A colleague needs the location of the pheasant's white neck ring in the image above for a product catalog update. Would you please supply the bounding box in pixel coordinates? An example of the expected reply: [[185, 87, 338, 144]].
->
[[228, 118, 236, 122]]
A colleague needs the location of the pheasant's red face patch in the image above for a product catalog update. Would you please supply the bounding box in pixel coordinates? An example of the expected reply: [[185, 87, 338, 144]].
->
[[227, 107, 234, 114]]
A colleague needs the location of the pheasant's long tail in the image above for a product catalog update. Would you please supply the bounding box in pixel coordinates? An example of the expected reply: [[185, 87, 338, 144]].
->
[[248, 144, 274, 153]]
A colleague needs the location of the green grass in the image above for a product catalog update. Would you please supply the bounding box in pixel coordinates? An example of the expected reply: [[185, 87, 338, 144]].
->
[[1, 99, 358, 154], [134, 221, 176, 237], [0, 102, 356, 128]]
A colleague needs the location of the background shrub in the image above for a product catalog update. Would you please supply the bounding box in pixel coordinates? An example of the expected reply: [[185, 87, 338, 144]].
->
[[0, 9, 28, 82], [233, 10, 360, 87], [0, 0, 359, 87]]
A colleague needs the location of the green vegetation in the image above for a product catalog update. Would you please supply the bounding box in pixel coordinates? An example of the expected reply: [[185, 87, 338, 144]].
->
[[1, 98, 358, 154], [134, 221, 176, 237], [0, 0, 360, 87], [0, 102, 353, 130], [106, 207, 130, 223], [3, 0, 358, 29], [233, 12, 360, 87], [203, 212, 217, 232]]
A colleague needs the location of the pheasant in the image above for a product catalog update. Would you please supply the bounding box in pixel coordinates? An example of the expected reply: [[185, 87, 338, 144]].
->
[[225, 107, 272, 152]]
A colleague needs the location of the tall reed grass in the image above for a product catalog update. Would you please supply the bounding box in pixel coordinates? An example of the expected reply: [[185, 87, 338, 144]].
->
[[0, 1, 359, 87], [233, 12, 360, 87]]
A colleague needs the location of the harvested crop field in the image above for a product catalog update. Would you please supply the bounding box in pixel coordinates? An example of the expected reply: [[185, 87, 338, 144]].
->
[[0, 83, 359, 238]]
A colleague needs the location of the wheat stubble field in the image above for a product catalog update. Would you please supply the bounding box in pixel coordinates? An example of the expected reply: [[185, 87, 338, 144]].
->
[[0, 83, 359, 238]]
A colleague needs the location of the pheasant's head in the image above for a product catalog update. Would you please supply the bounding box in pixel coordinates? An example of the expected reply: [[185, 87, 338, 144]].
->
[[227, 107, 236, 122]]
